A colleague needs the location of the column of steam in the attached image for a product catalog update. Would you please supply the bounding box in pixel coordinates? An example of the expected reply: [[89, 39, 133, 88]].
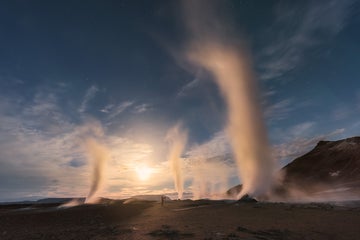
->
[[84, 138, 109, 203], [166, 123, 188, 200], [182, 1, 274, 198]]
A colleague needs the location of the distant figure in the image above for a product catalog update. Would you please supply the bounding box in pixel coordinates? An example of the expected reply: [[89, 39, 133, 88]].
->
[[161, 195, 165, 206]]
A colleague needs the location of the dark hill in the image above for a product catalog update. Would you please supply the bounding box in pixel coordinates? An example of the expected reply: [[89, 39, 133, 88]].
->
[[282, 137, 360, 189], [227, 136, 360, 199]]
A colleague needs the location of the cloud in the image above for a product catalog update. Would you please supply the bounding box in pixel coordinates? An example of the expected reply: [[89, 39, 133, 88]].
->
[[100, 104, 114, 113], [0, 121, 86, 199], [185, 123, 345, 172], [133, 103, 152, 114], [273, 128, 345, 165], [258, 0, 355, 80], [14, 78, 25, 84], [264, 98, 294, 121], [271, 121, 344, 165], [78, 85, 99, 113], [331, 105, 352, 121], [177, 78, 201, 97], [67, 159, 86, 168], [108, 101, 134, 118], [26, 92, 57, 113], [101, 102, 150, 116], [0, 112, 163, 200], [288, 121, 315, 137], [262, 89, 277, 98], [0, 89, 172, 200], [186, 131, 231, 160]]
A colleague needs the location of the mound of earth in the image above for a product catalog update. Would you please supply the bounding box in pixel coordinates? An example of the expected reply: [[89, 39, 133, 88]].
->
[[228, 137, 360, 199]]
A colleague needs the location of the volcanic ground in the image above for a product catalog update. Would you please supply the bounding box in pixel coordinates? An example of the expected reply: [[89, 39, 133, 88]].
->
[[1, 199, 360, 240]]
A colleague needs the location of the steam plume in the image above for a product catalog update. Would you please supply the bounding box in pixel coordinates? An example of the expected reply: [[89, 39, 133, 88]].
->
[[79, 121, 110, 204], [84, 138, 109, 203], [182, 1, 274, 197], [85, 138, 109, 203], [191, 160, 230, 200], [166, 122, 188, 199]]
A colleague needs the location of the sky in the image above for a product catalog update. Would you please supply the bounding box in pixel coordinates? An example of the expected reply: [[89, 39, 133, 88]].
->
[[0, 0, 360, 201]]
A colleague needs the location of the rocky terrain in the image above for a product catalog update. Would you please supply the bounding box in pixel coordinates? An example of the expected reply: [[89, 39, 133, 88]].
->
[[228, 137, 360, 200], [1, 199, 360, 240], [282, 137, 360, 189]]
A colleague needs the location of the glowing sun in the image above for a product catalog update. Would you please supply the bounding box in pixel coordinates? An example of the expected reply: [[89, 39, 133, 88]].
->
[[135, 165, 153, 181]]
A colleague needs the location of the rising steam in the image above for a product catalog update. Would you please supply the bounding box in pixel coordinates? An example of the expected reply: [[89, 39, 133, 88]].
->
[[181, 1, 275, 197], [84, 138, 109, 203], [79, 121, 110, 204], [191, 160, 230, 200], [166, 122, 188, 199]]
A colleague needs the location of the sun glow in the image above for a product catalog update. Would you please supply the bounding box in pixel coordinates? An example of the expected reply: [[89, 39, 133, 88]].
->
[[135, 165, 153, 181]]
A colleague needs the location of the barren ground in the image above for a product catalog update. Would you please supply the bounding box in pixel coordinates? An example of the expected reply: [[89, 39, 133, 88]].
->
[[1, 200, 360, 240]]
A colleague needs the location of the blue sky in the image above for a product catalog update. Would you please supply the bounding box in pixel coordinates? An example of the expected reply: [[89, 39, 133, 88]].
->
[[0, 0, 359, 201]]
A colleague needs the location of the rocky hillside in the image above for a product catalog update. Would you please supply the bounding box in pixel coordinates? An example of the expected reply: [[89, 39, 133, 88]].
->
[[281, 137, 360, 189], [228, 137, 360, 199]]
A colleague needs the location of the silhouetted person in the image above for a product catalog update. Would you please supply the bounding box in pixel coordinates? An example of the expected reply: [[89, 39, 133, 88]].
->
[[161, 195, 165, 206]]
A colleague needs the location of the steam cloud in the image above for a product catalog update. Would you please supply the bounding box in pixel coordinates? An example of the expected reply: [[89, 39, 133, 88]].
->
[[166, 122, 188, 199], [79, 122, 110, 204], [84, 138, 109, 203], [191, 160, 230, 200], [181, 1, 275, 197]]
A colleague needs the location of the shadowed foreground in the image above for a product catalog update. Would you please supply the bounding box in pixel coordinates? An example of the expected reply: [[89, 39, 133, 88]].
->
[[1, 199, 360, 240]]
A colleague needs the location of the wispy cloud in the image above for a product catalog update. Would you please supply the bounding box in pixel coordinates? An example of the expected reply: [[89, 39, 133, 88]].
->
[[14, 78, 25, 84], [288, 121, 315, 137], [0, 113, 85, 199], [259, 0, 355, 80], [185, 122, 345, 171], [101, 102, 151, 116], [177, 78, 201, 97], [100, 104, 114, 113], [331, 104, 352, 121], [273, 128, 345, 165], [186, 131, 231, 160], [21, 91, 71, 134], [0, 90, 170, 200], [262, 89, 277, 98], [78, 85, 99, 113], [264, 98, 294, 121], [133, 103, 152, 114], [108, 101, 134, 119]]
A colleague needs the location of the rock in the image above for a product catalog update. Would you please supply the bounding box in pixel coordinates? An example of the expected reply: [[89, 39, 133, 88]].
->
[[238, 194, 258, 203]]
